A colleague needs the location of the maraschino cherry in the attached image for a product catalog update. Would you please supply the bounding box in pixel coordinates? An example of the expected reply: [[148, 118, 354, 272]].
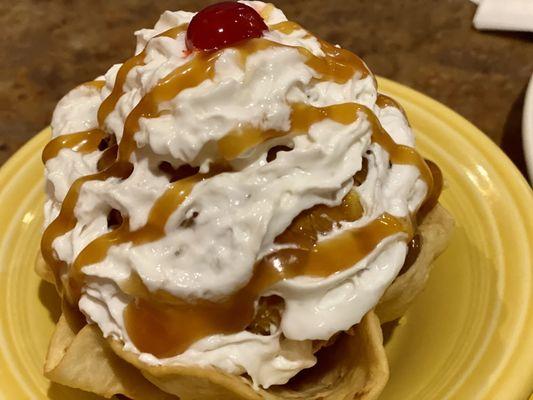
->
[[186, 1, 268, 51]]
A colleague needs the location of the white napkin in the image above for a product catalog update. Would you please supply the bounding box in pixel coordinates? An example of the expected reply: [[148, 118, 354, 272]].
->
[[472, 0, 533, 32]]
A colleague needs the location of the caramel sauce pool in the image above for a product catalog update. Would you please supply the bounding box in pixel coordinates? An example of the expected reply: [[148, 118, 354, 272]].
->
[[41, 18, 442, 358]]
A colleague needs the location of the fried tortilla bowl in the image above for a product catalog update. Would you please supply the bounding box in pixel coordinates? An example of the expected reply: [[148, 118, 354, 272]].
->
[[38, 203, 453, 400], [376, 204, 454, 323], [42, 299, 173, 400], [108, 311, 388, 400]]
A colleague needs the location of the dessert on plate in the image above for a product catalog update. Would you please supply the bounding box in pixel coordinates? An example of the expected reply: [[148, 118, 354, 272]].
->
[[36, 1, 454, 399]]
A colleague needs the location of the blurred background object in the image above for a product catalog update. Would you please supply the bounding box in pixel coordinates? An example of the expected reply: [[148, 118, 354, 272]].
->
[[470, 0, 533, 181], [472, 0, 533, 32], [0, 0, 532, 178], [522, 76, 533, 180]]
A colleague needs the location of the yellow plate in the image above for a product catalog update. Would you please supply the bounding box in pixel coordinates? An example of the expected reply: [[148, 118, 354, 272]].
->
[[0, 77, 532, 400]]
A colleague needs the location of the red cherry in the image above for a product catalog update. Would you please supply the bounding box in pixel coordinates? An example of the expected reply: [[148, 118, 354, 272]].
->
[[186, 1, 268, 51]]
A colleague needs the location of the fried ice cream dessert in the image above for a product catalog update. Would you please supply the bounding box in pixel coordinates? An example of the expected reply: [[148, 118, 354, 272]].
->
[[38, 2, 454, 399]]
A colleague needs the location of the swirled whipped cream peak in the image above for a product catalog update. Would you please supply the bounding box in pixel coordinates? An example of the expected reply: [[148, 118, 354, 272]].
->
[[42, 0, 438, 389]]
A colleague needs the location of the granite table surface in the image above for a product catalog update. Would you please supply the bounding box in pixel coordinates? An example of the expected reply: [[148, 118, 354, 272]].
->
[[1, 0, 532, 178]]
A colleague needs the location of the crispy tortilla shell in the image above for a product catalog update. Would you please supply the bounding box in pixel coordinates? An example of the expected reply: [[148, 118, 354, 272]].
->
[[376, 204, 454, 323], [109, 311, 388, 400], [43, 300, 173, 399]]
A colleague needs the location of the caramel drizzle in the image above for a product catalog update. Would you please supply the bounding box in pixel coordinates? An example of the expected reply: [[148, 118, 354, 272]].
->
[[40, 18, 442, 357], [97, 25, 188, 126], [124, 194, 411, 357], [118, 34, 369, 162], [42, 81, 107, 164], [70, 171, 220, 288], [41, 162, 134, 293], [42, 129, 107, 164], [41, 25, 189, 290], [82, 80, 105, 90], [124, 101, 428, 356], [224, 102, 434, 196], [374, 93, 441, 214], [218, 102, 365, 160], [65, 100, 428, 280], [117, 51, 220, 161], [271, 21, 370, 82], [376, 93, 409, 124], [376, 93, 399, 109]]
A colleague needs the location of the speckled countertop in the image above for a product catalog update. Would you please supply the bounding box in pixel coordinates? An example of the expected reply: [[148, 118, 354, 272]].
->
[[1, 0, 532, 175]]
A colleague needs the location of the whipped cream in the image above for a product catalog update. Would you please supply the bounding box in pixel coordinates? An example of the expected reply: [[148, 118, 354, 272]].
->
[[44, 1, 426, 388]]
